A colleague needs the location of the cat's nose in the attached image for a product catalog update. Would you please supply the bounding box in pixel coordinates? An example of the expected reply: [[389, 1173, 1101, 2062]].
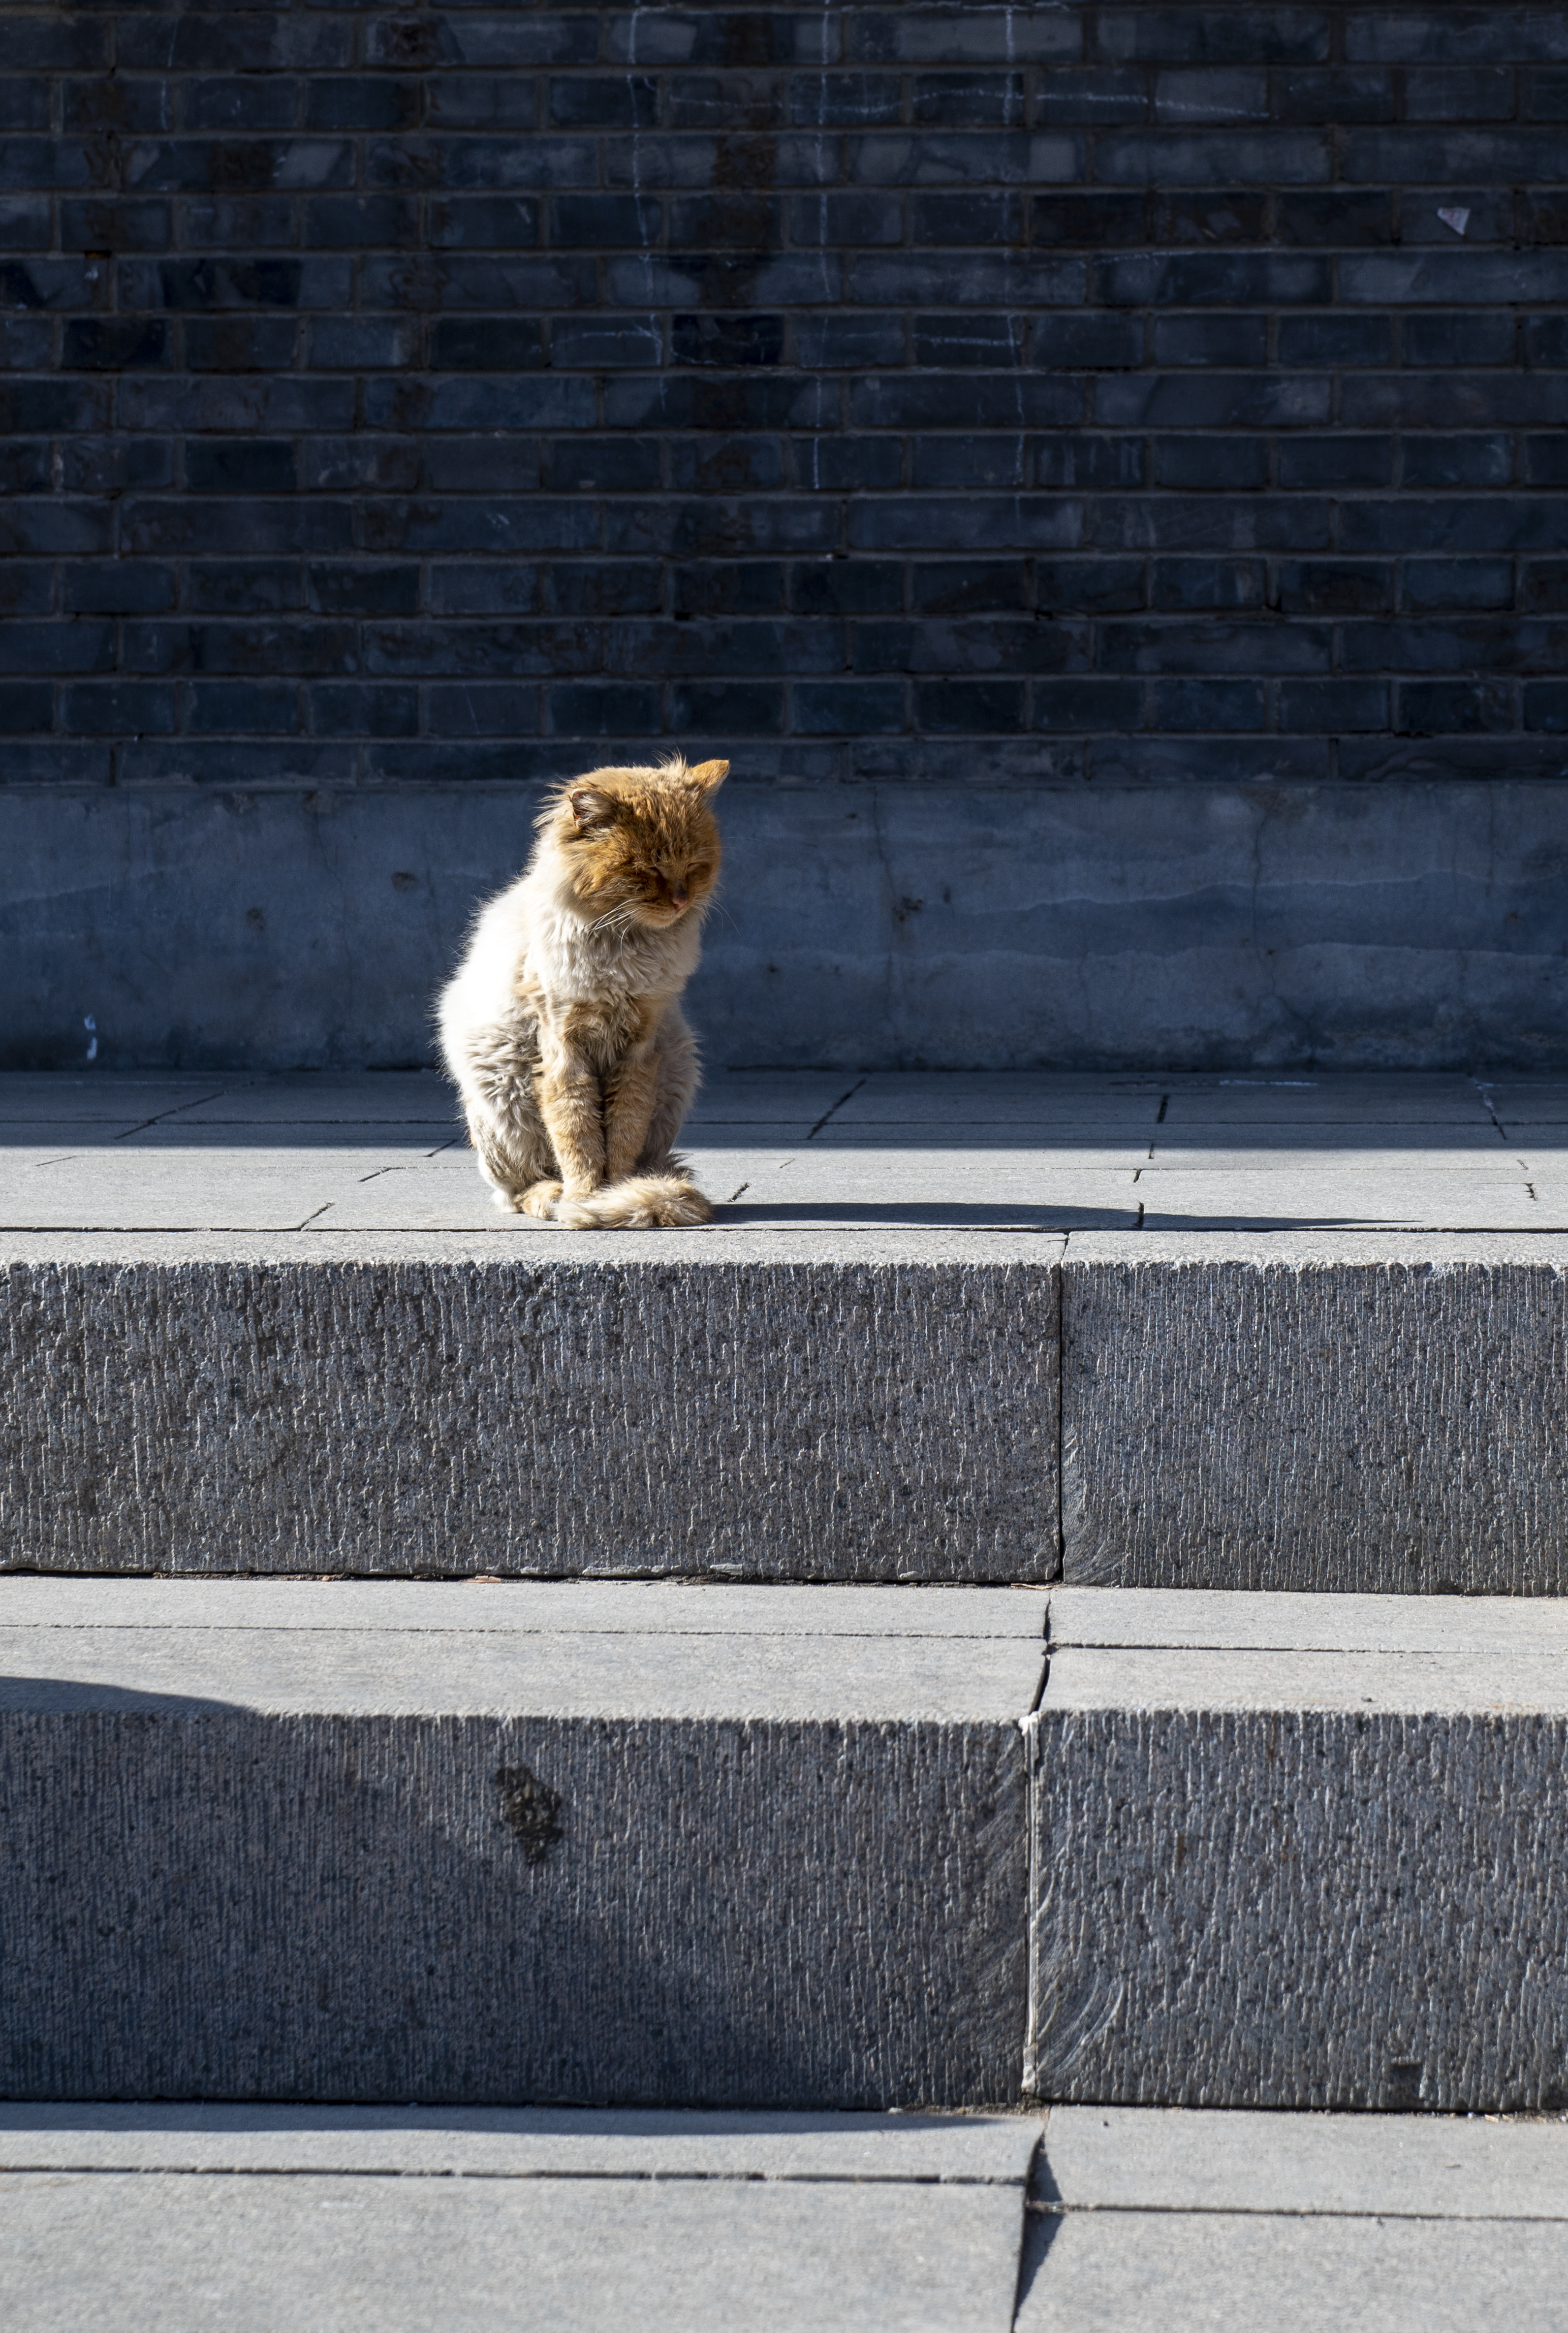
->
[[670, 881, 689, 907]]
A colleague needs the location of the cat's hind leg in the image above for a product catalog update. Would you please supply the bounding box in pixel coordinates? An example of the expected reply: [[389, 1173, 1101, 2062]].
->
[[454, 1028, 557, 1214], [469, 1118, 553, 1214]]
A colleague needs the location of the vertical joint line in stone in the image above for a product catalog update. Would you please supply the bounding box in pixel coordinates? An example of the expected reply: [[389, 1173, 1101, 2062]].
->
[[1052, 1257, 1065, 1578], [1020, 1694, 1045, 2104]]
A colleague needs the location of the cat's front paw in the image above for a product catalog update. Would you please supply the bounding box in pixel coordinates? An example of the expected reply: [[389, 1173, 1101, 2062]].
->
[[519, 1178, 564, 1219]]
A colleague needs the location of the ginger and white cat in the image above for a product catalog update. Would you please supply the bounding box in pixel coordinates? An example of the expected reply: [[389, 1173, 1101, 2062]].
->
[[439, 756, 727, 1228]]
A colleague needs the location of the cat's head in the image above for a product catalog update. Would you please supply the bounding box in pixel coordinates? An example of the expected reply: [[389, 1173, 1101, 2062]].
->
[[545, 757, 727, 932]]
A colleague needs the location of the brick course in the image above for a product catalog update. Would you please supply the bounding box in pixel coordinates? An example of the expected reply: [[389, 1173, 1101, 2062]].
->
[[2, 2, 1568, 784]]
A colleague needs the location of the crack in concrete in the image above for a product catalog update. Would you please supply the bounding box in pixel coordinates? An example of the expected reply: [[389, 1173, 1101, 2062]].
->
[[807, 1080, 865, 1139]]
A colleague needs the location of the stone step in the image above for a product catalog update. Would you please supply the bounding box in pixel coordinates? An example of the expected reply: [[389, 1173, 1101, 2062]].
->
[[1030, 1588, 1568, 2114], [1019, 2106, 1568, 2332], [6, 2102, 1566, 2333], [4, 1576, 1568, 2113], [0, 1577, 1039, 2109], [6, 1069, 1568, 1591], [0, 2105, 1038, 2333]]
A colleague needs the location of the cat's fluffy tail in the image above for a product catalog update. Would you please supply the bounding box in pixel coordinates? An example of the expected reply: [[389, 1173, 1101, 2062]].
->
[[552, 1172, 713, 1230]]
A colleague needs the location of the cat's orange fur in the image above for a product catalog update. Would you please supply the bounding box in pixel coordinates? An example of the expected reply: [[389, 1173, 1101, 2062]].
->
[[438, 757, 727, 1228]]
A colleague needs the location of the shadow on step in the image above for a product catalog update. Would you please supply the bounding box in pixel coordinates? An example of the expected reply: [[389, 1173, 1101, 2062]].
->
[[0, 1678, 243, 1714], [0, 1709, 1026, 2111], [719, 1201, 1375, 1229]]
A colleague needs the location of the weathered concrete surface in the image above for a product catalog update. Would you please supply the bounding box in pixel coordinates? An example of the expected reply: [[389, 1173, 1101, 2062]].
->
[[1047, 1584, 1568, 1657], [21, 1063, 1568, 1234], [0, 1574, 1052, 1641], [0, 2100, 1043, 2183], [1063, 1235, 1568, 1594], [0, 2172, 1026, 2333], [1015, 2211, 1568, 2333], [0, 1242, 1059, 1579], [1022, 2104, 1568, 2330], [9, 780, 1568, 1074], [0, 1578, 1037, 2106], [1038, 2105, 1568, 2220], [1029, 1591, 1568, 2114], [11, 2102, 1568, 2333]]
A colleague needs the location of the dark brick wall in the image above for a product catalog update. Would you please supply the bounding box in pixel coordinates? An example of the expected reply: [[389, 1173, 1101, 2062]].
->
[[5, 1, 1568, 788]]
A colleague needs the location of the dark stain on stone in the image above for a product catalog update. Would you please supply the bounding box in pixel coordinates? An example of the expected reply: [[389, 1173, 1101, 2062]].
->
[[496, 1763, 564, 1863], [1385, 2060, 1424, 2109]]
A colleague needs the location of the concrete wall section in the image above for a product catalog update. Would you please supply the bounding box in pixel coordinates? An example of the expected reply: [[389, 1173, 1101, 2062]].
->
[[9, 776, 1568, 1073]]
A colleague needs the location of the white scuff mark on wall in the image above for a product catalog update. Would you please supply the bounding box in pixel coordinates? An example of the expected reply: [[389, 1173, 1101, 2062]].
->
[[809, 0, 835, 497], [84, 1014, 97, 1062], [626, 5, 657, 308], [1438, 206, 1470, 236]]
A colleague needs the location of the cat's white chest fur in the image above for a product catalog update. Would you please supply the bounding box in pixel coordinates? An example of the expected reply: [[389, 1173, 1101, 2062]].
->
[[520, 881, 702, 1014]]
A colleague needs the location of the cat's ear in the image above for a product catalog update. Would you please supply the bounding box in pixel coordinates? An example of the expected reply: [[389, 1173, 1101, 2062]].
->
[[686, 759, 729, 791], [566, 785, 616, 827]]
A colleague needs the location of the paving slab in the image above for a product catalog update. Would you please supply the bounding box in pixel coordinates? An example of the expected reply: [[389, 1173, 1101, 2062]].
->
[[1015, 2210, 1568, 2333], [0, 1076, 228, 1123], [1038, 2105, 1568, 2219], [0, 1575, 1050, 1638], [0, 1601, 1038, 1719], [1130, 1169, 1550, 1230], [1, 1070, 1558, 1238], [1142, 1127, 1516, 1157], [1157, 1077, 1492, 1126], [0, 2170, 1024, 2333], [0, 1578, 1037, 2105], [0, 2101, 1042, 2183], [1028, 1588, 1568, 2114], [1048, 1584, 1568, 1655], [309, 1142, 1135, 1234]]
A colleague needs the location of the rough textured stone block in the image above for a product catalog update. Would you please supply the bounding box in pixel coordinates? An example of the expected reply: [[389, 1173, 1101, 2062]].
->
[[0, 1579, 1038, 2106], [0, 1244, 1059, 1579], [1062, 1236, 1568, 1593], [1028, 1596, 1568, 2112]]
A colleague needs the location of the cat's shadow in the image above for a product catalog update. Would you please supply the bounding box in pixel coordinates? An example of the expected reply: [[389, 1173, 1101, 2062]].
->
[[715, 1202, 1376, 1229]]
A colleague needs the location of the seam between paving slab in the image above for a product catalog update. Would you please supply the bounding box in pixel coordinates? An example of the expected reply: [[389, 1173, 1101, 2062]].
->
[[1025, 2202, 1568, 2224], [0, 2167, 1033, 2186]]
